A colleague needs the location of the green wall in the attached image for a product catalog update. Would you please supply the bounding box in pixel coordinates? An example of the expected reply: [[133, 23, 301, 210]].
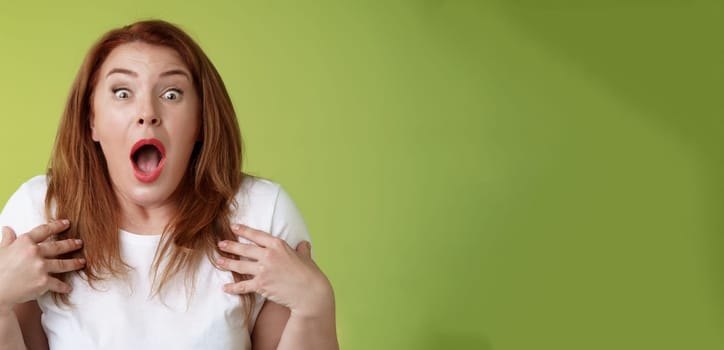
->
[[1, 1, 722, 349]]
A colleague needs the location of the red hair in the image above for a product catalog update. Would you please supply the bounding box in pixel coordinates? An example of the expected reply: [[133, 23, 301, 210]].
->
[[46, 20, 253, 324]]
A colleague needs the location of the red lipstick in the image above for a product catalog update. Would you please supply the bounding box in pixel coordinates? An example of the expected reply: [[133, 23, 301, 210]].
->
[[130, 138, 166, 183]]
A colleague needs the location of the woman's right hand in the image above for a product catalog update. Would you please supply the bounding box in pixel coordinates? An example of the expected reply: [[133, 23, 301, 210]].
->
[[0, 220, 85, 313]]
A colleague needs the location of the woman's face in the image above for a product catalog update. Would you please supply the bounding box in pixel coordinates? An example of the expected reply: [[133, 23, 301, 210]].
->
[[91, 42, 200, 210]]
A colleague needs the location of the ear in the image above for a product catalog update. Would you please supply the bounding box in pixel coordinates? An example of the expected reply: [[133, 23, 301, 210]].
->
[[90, 113, 99, 142]]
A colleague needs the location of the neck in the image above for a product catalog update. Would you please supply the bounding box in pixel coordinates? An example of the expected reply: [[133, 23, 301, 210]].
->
[[116, 194, 177, 235]]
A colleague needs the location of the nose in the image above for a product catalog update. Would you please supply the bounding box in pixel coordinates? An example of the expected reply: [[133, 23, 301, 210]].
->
[[137, 114, 161, 126], [137, 95, 161, 126]]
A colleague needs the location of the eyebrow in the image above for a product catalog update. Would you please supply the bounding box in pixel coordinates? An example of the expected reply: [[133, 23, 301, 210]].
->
[[160, 69, 192, 81], [106, 68, 137, 78], [105, 68, 192, 81]]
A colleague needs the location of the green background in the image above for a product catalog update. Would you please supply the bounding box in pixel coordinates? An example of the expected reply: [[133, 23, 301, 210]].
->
[[1, 1, 722, 349]]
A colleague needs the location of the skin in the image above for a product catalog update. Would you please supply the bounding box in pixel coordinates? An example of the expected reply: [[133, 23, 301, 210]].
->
[[1, 42, 338, 349], [223, 225, 339, 350], [90, 42, 200, 234], [0, 221, 84, 350]]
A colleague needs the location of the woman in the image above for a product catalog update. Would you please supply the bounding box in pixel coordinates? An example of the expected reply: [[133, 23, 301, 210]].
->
[[0, 20, 338, 350]]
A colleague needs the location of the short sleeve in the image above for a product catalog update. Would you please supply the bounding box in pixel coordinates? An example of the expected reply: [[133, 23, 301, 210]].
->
[[269, 186, 311, 249], [0, 176, 48, 243], [238, 180, 314, 328]]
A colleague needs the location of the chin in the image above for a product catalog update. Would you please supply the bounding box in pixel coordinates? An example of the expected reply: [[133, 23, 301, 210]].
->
[[112, 174, 178, 209], [122, 186, 172, 208]]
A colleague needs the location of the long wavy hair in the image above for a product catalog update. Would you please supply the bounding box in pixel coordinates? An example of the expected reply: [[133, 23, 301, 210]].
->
[[45, 20, 253, 323]]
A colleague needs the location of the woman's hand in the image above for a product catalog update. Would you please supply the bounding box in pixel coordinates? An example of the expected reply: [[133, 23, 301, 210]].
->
[[0, 220, 85, 313], [217, 224, 334, 318]]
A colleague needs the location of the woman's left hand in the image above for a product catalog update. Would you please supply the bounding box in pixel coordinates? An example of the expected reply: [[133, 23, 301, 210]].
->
[[217, 224, 334, 317]]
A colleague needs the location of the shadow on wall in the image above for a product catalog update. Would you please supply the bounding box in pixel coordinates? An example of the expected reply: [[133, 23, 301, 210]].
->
[[419, 330, 493, 350], [491, 0, 724, 319]]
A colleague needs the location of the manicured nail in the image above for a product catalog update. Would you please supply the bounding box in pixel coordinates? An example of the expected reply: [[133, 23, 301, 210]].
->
[[74, 239, 83, 245], [61, 219, 70, 225], [218, 241, 227, 248]]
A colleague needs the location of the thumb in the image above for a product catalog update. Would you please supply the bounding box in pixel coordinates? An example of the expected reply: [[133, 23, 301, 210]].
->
[[1, 226, 17, 247], [295, 240, 312, 259]]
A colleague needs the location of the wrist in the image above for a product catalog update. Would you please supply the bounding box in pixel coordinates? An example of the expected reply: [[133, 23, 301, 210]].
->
[[0, 300, 15, 316], [0, 293, 18, 316], [292, 280, 335, 319]]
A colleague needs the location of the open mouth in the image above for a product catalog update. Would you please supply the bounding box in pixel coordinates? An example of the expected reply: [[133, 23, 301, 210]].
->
[[130, 139, 166, 183]]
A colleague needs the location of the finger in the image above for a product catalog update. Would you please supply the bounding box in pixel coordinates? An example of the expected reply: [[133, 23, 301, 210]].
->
[[45, 258, 86, 274], [231, 224, 276, 247], [218, 240, 263, 260], [38, 239, 83, 258], [1, 226, 17, 247], [223, 280, 257, 295], [295, 240, 312, 259], [45, 276, 73, 294], [216, 257, 258, 275], [26, 220, 71, 243]]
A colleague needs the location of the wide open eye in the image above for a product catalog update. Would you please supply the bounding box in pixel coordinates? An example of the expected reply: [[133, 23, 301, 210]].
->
[[113, 88, 131, 99], [162, 89, 182, 101]]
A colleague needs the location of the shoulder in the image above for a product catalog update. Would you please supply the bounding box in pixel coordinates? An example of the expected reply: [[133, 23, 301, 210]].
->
[[233, 176, 282, 225], [237, 175, 283, 207], [12, 175, 48, 197], [232, 175, 285, 228], [0, 175, 49, 235], [231, 175, 310, 246], [2, 175, 48, 209]]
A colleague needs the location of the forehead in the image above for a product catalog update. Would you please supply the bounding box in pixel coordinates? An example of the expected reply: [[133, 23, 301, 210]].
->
[[100, 42, 189, 76]]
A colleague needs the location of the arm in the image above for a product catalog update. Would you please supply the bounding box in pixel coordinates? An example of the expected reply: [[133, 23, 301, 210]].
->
[[219, 230, 339, 350], [250, 267, 338, 350], [274, 286, 338, 350], [0, 307, 25, 350], [13, 302, 47, 350], [0, 223, 85, 350], [252, 299, 338, 350], [250, 300, 289, 349], [1, 301, 50, 350]]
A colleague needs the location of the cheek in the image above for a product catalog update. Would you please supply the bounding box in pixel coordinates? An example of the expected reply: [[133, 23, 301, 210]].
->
[[92, 117, 119, 144], [92, 117, 128, 163], [174, 123, 201, 157], [92, 107, 127, 141], [175, 112, 201, 143]]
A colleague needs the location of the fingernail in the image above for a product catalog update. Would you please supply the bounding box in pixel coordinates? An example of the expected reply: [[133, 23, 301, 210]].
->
[[218, 241, 227, 248], [75, 239, 83, 245], [61, 219, 70, 225], [231, 224, 241, 231], [216, 257, 225, 265], [79, 258, 86, 264]]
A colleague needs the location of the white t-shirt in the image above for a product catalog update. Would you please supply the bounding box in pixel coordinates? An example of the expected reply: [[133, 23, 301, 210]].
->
[[0, 175, 310, 350]]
